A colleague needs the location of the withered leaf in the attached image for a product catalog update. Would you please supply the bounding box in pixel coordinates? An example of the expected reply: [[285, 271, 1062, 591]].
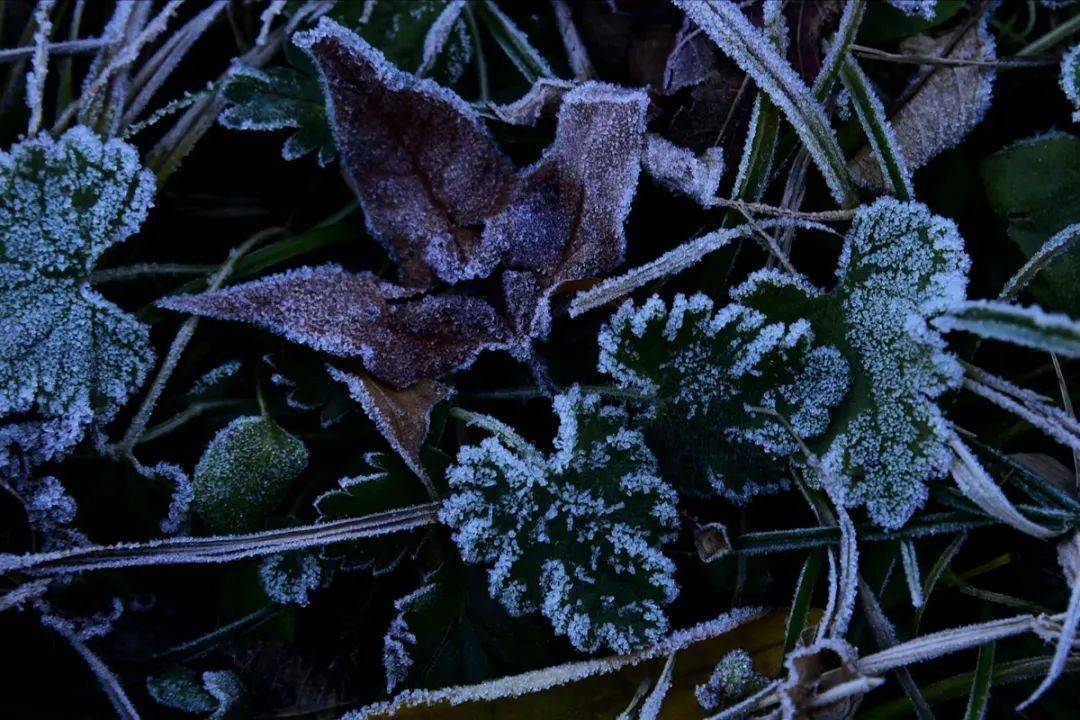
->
[[663, 17, 718, 94], [293, 19, 516, 288], [159, 265, 509, 389], [850, 19, 996, 191], [326, 368, 449, 489]]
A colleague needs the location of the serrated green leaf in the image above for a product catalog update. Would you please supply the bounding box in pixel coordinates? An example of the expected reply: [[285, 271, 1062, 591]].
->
[[194, 415, 308, 533]]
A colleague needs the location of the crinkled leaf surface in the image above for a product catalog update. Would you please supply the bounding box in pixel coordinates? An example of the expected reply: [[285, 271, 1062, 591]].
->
[[850, 18, 996, 191], [193, 415, 308, 533], [439, 387, 679, 654], [160, 265, 510, 389], [982, 131, 1080, 312], [598, 289, 849, 503], [220, 61, 336, 166], [0, 126, 155, 471]]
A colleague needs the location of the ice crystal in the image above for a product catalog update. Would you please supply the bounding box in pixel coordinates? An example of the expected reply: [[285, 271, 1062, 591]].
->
[[887, 0, 938, 18], [382, 582, 435, 693], [439, 387, 680, 654], [258, 552, 323, 606], [695, 649, 768, 712], [598, 288, 849, 502], [193, 415, 308, 533], [1062, 44, 1080, 122], [0, 127, 155, 472], [220, 62, 336, 166]]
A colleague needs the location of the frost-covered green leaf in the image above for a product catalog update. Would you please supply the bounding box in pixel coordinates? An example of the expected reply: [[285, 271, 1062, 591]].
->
[[193, 415, 308, 533], [220, 61, 335, 166], [147, 666, 243, 720], [0, 126, 155, 472], [258, 551, 322, 606], [1061, 43, 1080, 122], [983, 131, 1080, 312], [439, 387, 680, 654], [598, 288, 849, 502], [695, 648, 768, 712]]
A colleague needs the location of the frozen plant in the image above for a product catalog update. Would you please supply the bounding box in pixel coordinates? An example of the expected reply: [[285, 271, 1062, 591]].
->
[[258, 552, 323, 607], [598, 289, 850, 502], [0, 127, 155, 473], [439, 387, 680, 654], [695, 649, 768, 712]]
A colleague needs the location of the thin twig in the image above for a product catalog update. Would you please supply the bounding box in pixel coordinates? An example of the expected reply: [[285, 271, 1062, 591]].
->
[[852, 43, 1056, 68], [0, 36, 102, 62], [709, 197, 854, 222]]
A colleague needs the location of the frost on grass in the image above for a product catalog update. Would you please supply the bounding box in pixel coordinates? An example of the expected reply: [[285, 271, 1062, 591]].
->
[[1061, 44, 1080, 122], [220, 63, 336, 166], [642, 134, 724, 206], [0, 127, 155, 473], [598, 288, 849, 502], [259, 552, 322, 606], [193, 415, 308, 533], [439, 387, 680, 654], [160, 265, 511, 389], [695, 649, 768, 712]]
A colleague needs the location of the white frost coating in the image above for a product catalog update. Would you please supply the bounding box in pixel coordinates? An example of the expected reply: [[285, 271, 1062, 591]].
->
[[887, 0, 938, 18], [0, 127, 156, 473], [637, 651, 676, 720], [489, 78, 574, 125], [963, 368, 1080, 453], [25, 0, 55, 135], [256, 0, 287, 47], [383, 582, 436, 693], [821, 198, 970, 528], [643, 134, 724, 206], [343, 608, 765, 719], [187, 359, 241, 397], [569, 218, 831, 317], [1000, 222, 1080, 301], [258, 552, 322, 606], [439, 387, 680, 653], [419, 0, 467, 75], [949, 434, 1056, 539], [202, 670, 243, 720], [900, 540, 924, 608], [132, 459, 192, 535], [935, 299, 1080, 358], [672, 0, 853, 204], [597, 288, 849, 501], [841, 57, 913, 199], [1061, 43, 1080, 122], [695, 649, 766, 712]]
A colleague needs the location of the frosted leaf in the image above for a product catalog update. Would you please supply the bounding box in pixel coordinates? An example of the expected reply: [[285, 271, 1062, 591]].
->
[[314, 452, 432, 575], [489, 78, 573, 125], [663, 16, 717, 94], [934, 299, 1080, 358], [193, 415, 308, 533], [294, 18, 516, 287], [187, 360, 242, 398], [850, 18, 996, 191], [382, 582, 434, 693], [133, 459, 193, 535], [597, 288, 849, 501], [14, 475, 77, 549], [148, 666, 243, 719], [817, 198, 969, 527], [900, 540, 924, 608], [418, 1, 467, 76], [220, 62, 336, 166], [1061, 44, 1080, 122], [439, 387, 680, 653], [0, 127, 155, 472], [327, 368, 448, 490], [778, 638, 868, 719], [159, 264, 511, 389], [695, 649, 768, 712], [672, 0, 853, 204], [642, 134, 724, 206], [886, 0, 938, 18], [258, 551, 323, 606], [264, 352, 354, 428]]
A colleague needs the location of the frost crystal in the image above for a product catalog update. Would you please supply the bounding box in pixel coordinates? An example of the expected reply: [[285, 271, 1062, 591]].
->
[[695, 649, 768, 712], [439, 387, 680, 654], [598, 288, 849, 502], [886, 0, 938, 18], [1061, 44, 1080, 122], [258, 552, 322, 606], [0, 127, 155, 472]]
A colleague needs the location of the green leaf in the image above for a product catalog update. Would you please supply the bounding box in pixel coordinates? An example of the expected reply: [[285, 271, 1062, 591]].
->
[[193, 415, 308, 533], [440, 387, 680, 654], [334, 0, 473, 84], [982, 131, 1080, 311], [220, 62, 335, 166], [314, 452, 435, 574], [0, 127, 156, 471], [964, 642, 995, 720], [858, 0, 964, 44]]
